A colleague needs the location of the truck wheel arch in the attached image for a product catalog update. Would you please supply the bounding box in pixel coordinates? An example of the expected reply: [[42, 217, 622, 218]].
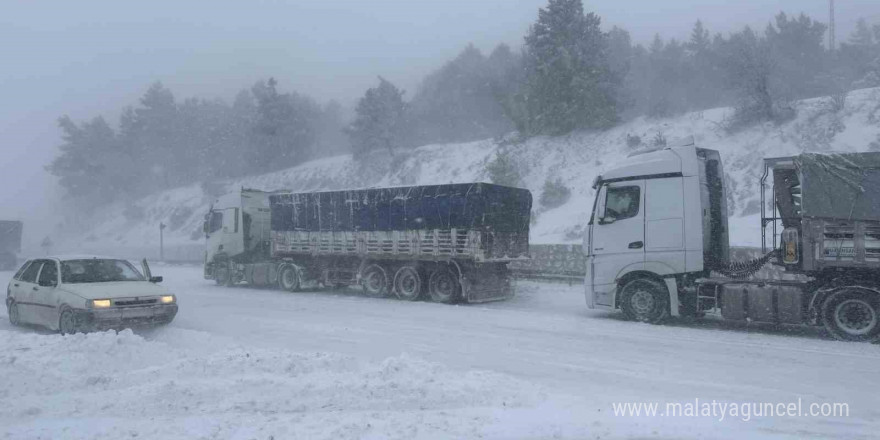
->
[[614, 265, 680, 317], [809, 282, 880, 321], [816, 286, 880, 342], [806, 278, 880, 324]]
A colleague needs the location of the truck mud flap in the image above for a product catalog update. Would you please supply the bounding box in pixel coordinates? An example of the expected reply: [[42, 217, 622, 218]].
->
[[462, 264, 514, 303]]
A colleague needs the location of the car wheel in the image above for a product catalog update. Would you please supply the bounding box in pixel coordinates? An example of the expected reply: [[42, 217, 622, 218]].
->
[[619, 278, 669, 324], [278, 265, 301, 292], [821, 288, 880, 343], [428, 268, 461, 304], [361, 264, 390, 298], [59, 308, 79, 335], [7, 301, 20, 326], [394, 266, 422, 301]]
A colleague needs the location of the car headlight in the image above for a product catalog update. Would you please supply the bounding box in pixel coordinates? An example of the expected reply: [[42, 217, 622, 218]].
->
[[160, 295, 175, 304], [89, 299, 112, 308]]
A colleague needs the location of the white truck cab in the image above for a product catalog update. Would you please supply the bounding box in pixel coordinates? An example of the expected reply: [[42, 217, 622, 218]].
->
[[203, 188, 276, 283], [585, 141, 728, 322]]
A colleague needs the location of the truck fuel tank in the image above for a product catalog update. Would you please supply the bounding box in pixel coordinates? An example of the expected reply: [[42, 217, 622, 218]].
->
[[719, 282, 805, 325]]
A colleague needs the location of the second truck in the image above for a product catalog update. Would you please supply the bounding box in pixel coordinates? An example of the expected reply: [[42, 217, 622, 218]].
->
[[203, 183, 531, 303], [585, 139, 880, 342]]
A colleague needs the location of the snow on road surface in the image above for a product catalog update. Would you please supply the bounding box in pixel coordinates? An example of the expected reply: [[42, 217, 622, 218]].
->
[[2, 265, 879, 439]]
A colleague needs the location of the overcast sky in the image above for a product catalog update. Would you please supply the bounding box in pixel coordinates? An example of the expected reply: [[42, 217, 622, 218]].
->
[[2, 0, 879, 246]]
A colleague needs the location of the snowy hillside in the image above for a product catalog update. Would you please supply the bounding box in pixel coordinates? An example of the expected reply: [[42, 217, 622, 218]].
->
[[52, 88, 880, 258]]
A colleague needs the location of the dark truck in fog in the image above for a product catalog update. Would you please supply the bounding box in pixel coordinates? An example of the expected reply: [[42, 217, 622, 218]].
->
[[203, 183, 532, 303], [0, 220, 23, 271]]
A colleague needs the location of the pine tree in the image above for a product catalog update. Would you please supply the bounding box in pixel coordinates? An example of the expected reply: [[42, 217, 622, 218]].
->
[[48, 116, 131, 205], [409, 44, 513, 145], [849, 18, 875, 47], [346, 77, 408, 158], [519, 0, 620, 135], [688, 20, 710, 55], [250, 78, 319, 173]]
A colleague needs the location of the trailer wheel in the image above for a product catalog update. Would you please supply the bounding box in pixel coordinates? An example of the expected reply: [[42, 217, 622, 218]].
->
[[279, 265, 301, 292], [394, 266, 422, 301], [361, 264, 390, 298], [821, 288, 880, 343], [619, 278, 669, 324], [428, 268, 461, 304]]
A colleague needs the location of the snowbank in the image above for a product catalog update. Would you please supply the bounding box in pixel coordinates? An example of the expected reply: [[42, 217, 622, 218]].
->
[[51, 88, 880, 256], [0, 328, 548, 439]]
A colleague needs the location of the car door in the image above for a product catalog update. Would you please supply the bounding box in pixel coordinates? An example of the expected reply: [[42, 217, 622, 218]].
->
[[8, 260, 32, 319], [15, 260, 43, 324], [34, 260, 60, 327], [589, 181, 646, 306]]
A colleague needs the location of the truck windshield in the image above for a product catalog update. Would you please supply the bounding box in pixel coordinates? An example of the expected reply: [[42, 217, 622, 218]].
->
[[61, 259, 145, 283]]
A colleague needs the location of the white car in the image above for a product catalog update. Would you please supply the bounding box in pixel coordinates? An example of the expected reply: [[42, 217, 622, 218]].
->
[[5, 256, 177, 334]]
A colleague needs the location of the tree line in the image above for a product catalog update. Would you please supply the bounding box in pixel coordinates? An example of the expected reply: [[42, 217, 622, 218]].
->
[[51, 0, 880, 206]]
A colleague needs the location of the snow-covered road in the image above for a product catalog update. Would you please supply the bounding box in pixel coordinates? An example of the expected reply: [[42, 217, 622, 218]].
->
[[2, 265, 879, 439]]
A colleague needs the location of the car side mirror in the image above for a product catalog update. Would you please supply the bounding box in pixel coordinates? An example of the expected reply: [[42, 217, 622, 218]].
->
[[150, 276, 163, 283]]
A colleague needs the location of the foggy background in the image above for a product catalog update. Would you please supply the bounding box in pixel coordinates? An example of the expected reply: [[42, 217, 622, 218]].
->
[[2, 0, 879, 248]]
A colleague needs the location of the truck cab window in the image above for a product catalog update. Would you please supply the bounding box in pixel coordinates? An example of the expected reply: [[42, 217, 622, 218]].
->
[[605, 186, 640, 221], [208, 211, 223, 233]]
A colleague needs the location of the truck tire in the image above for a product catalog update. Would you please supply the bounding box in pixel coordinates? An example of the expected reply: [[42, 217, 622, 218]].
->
[[393, 266, 422, 301], [428, 268, 461, 304], [821, 288, 880, 343], [361, 264, 390, 298], [215, 261, 232, 286], [619, 278, 669, 324], [279, 265, 301, 292]]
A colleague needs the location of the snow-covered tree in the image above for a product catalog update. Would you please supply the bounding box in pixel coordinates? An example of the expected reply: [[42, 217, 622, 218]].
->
[[346, 77, 408, 157], [409, 44, 516, 146], [250, 78, 320, 173], [518, 0, 621, 135]]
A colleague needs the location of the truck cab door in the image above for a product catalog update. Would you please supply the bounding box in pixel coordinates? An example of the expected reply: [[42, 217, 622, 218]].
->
[[589, 181, 646, 306]]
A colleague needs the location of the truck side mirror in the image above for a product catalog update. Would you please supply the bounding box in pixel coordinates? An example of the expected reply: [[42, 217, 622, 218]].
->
[[202, 221, 209, 234], [598, 216, 616, 225]]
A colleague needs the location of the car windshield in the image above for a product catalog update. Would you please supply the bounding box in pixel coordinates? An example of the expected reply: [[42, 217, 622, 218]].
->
[[60, 259, 145, 283]]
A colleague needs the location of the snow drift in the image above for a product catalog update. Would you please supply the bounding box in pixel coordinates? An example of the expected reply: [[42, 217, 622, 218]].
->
[[0, 327, 547, 439]]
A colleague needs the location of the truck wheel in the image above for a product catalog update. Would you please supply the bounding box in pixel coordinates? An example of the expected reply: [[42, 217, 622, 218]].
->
[[394, 266, 422, 301], [619, 278, 669, 324], [361, 264, 390, 298], [279, 265, 301, 292], [428, 268, 461, 304], [215, 262, 231, 286], [821, 288, 880, 343]]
